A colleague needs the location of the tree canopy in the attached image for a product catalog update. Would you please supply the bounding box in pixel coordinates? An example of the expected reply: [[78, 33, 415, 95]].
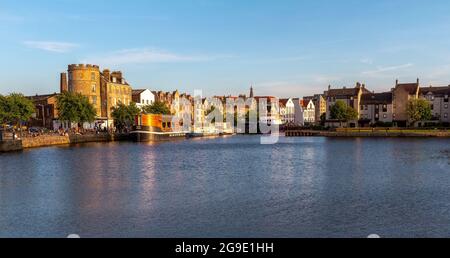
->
[[407, 99, 432, 123], [0, 93, 35, 126], [57, 92, 96, 125], [142, 101, 171, 115], [111, 102, 140, 131], [329, 100, 358, 121], [0, 95, 7, 124]]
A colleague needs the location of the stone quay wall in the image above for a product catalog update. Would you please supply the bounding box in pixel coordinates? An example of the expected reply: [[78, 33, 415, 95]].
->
[[1, 133, 129, 152], [0, 140, 23, 152]]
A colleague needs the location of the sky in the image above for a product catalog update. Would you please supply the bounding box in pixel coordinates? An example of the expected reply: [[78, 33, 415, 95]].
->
[[1, 0, 450, 98]]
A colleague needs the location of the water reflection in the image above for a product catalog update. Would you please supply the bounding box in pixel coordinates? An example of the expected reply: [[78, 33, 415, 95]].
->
[[0, 136, 449, 237]]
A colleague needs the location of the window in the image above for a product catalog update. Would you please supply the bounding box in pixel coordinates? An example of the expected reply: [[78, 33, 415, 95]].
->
[[91, 72, 96, 81], [112, 77, 117, 83], [92, 96, 97, 105], [383, 114, 387, 119], [431, 104, 434, 110], [445, 113, 448, 118], [445, 104, 449, 109], [91, 83, 96, 93], [382, 104, 387, 112]]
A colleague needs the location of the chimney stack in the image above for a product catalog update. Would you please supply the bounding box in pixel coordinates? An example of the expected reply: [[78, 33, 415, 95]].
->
[[396, 79, 399, 86], [103, 69, 111, 82], [60, 72, 68, 93]]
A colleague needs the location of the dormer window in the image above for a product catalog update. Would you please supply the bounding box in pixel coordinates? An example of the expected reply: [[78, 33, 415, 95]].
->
[[112, 77, 117, 83]]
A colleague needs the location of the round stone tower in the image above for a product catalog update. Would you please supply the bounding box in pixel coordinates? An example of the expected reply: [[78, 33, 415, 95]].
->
[[67, 64, 101, 117]]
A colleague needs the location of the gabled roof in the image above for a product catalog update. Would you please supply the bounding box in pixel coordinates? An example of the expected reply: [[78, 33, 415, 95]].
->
[[132, 89, 147, 96], [326, 88, 359, 97], [326, 86, 370, 97], [419, 86, 450, 96], [279, 98, 291, 106], [301, 99, 314, 108], [361, 92, 393, 105], [396, 83, 419, 94]]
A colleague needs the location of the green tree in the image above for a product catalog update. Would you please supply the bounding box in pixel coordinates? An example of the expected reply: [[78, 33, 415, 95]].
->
[[57, 92, 96, 129], [142, 101, 171, 115], [0, 94, 7, 125], [330, 101, 348, 120], [111, 102, 140, 132], [320, 113, 326, 126], [329, 100, 347, 120], [345, 106, 358, 121], [407, 98, 432, 124], [4, 93, 35, 130], [329, 100, 358, 127]]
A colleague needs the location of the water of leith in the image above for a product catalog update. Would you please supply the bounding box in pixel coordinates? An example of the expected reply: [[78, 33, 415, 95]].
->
[[0, 136, 449, 238]]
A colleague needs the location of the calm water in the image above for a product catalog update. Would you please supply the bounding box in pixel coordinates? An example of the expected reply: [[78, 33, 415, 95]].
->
[[0, 136, 449, 238]]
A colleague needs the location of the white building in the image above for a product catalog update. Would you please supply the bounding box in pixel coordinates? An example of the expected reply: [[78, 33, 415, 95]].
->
[[132, 89, 155, 108], [280, 98, 295, 124], [294, 99, 315, 125], [302, 99, 315, 124]]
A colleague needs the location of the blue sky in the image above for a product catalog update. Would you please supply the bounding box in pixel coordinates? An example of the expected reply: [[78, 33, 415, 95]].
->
[[1, 0, 450, 97]]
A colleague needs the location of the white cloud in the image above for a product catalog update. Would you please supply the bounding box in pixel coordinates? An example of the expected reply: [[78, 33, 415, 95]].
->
[[23, 41, 79, 53], [82, 48, 223, 66], [362, 63, 414, 75]]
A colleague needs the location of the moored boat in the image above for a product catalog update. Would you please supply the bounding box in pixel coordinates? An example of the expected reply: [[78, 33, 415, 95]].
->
[[130, 114, 188, 142]]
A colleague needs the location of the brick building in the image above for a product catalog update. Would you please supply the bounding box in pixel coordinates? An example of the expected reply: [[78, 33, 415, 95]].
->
[[61, 64, 132, 128]]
